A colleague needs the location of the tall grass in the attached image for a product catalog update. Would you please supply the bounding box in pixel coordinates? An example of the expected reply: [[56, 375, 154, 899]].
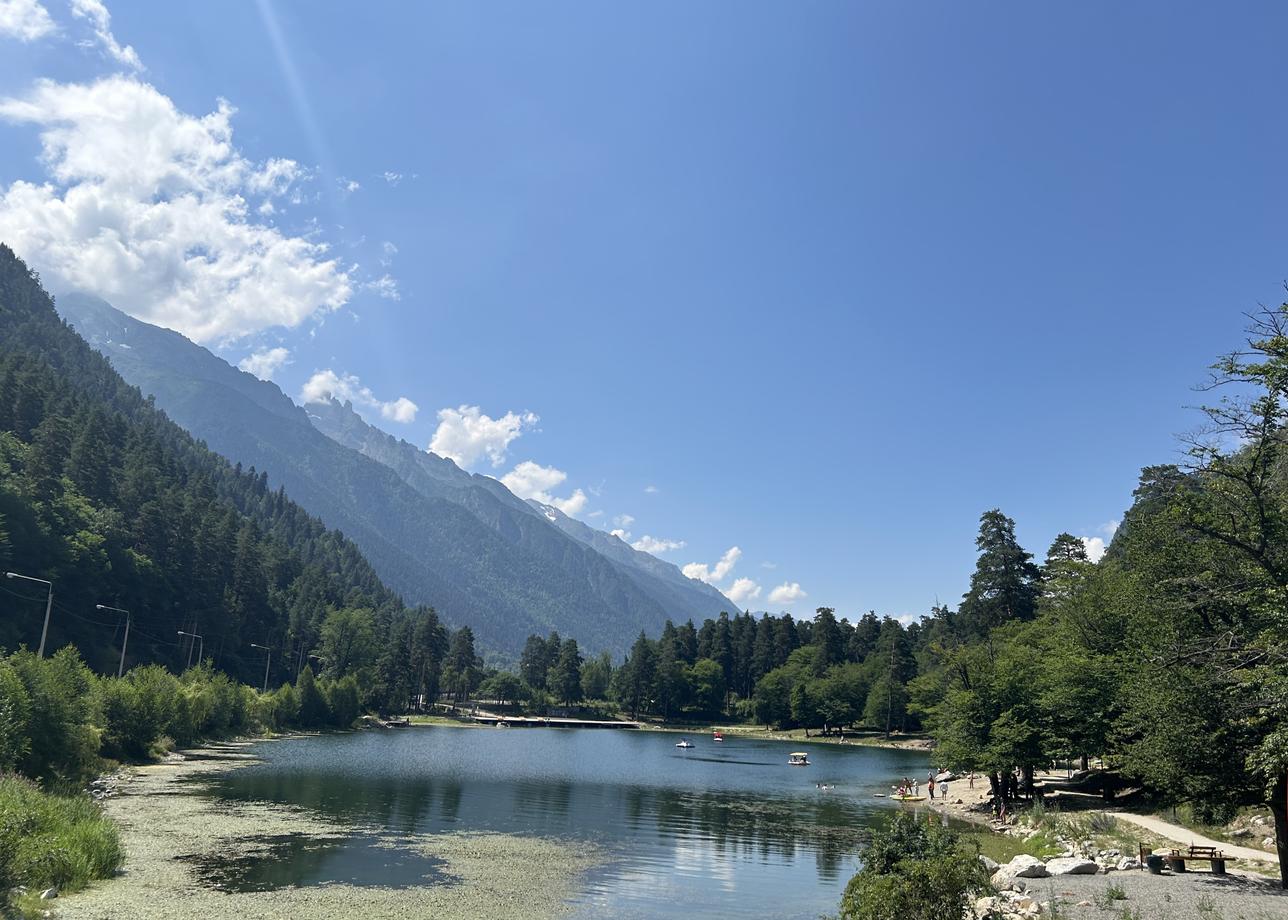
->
[[0, 774, 122, 895]]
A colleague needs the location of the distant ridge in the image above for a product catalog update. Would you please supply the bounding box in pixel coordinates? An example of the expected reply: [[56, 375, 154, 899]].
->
[[56, 292, 736, 656]]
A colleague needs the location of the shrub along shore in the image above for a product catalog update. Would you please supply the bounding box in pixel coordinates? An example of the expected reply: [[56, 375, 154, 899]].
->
[[0, 645, 371, 917]]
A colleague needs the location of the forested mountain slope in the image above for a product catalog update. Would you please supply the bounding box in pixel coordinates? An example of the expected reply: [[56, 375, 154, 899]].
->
[[0, 245, 421, 685], [55, 292, 729, 656], [306, 396, 737, 626]]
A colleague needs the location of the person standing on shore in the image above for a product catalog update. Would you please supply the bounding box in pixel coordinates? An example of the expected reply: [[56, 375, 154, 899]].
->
[[927, 774, 936, 800]]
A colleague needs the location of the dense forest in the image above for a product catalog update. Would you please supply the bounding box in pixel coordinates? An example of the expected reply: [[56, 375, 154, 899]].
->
[[0, 245, 462, 714]]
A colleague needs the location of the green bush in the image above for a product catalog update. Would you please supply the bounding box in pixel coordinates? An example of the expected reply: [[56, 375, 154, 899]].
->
[[8, 648, 100, 781], [0, 659, 32, 771], [0, 773, 122, 894], [838, 812, 991, 920]]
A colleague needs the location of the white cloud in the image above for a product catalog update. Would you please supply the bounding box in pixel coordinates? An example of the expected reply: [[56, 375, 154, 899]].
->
[[1101, 520, 1120, 537], [586, 510, 603, 519], [760, 561, 778, 570], [683, 546, 741, 585], [613, 514, 635, 529], [70, 0, 142, 71], [0, 0, 55, 41], [610, 528, 629, 540], [767, 581, 808, 608], [727, 577, 761, 605], [363, 274, 400, 300], [644, 484, 659, 494], [300, 369, 418, 424], [632, 535, 686, 556], [430, 405, 537, 468], [1081, 537, 1107, 564], [237, 346, 291, 381], [501, 460, 586, 517], [380, 171, 402, 185], [379, 240, 397, 266], [0, 76, 352, 343], [339, 177, 360, 194]]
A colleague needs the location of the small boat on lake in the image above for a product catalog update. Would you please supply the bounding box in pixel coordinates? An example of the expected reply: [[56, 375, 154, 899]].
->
[[712, 730, 724, 743], [676, 739, 695, 748], [892, 794, 926, 802], [788, 752, 809, 766]]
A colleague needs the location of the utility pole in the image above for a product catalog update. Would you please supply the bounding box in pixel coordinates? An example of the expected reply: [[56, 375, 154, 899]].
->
[[178, 630, 203, 669], [6, 571, 54, 657], [250, 643, 271, 693], [97, 604, 131, 677]]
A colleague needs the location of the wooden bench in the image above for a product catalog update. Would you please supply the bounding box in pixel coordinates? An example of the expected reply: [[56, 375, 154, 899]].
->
[[1166, 845, 1226, 875]]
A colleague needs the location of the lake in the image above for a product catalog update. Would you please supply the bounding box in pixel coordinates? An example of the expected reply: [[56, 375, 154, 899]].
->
[[191, 727, 931, 919]]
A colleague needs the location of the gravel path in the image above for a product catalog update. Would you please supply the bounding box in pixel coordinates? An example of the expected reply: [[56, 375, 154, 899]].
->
[[1023, 868, 1288, 920], [1111, 813, 1278, 864]]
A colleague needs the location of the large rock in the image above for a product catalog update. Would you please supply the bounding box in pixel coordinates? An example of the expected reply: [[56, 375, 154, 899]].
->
[[991, 854, 1049, 890], [979, 854, 1000, 873], [1045, 857, 1099, 875]]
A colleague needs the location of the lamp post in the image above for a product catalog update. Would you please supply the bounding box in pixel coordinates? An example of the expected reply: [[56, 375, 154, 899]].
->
[[5, 571, 53, 657], [250, 643, 271, 693], [177, 630, 204, 669], [97, 604, 131, 677]]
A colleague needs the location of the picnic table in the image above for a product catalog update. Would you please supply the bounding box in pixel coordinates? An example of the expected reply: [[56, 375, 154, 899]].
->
[[1162, 845, 1227, 875]]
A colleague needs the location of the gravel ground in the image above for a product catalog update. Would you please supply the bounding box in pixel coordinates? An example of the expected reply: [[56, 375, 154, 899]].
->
[[55, 739, 601, 920], [1019, 868, 1288, 919]]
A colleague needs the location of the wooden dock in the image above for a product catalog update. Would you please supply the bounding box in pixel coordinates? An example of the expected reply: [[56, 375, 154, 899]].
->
[[471, 713, 640, 729]]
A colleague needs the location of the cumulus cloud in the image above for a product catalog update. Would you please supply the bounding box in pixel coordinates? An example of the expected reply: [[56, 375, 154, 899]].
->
[[1080, 537, 1107, 563], [1079, 521, 1119, 564], [727, 577, 761, 605], [632, 535, 686, 556], [430, 405, 537, 468], [70, 0, 142, 70], [300, 369, 418, 423], [237, 346, 291, 381], [683, 546, 741, 585], [767, 582, 808, 607], [380, 171, 402, 185], [0, 0, 55, 41], [0, 76, 351, 343], [501, 460, 587, 517]]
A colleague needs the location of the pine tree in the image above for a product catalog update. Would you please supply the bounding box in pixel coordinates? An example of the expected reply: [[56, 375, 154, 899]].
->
[[956, 509, 1040, 638]]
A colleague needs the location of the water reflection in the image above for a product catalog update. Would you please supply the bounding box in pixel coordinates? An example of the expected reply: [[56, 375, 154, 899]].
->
[[192, 729, 929, 919]]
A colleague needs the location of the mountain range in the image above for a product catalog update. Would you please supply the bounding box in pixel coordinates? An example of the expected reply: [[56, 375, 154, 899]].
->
[[56, 292, 737, 657]]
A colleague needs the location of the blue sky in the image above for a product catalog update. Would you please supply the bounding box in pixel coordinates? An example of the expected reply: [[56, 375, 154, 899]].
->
[[1, 1, 1286, 620]]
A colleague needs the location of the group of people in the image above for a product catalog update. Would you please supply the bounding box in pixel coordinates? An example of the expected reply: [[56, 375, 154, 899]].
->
[[893, 770, 951, 800]]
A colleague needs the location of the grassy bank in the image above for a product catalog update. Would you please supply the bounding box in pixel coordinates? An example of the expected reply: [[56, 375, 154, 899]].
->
[[0, 774, 123, 914]]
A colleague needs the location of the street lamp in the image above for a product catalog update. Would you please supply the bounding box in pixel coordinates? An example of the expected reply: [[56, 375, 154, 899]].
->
[[5, 571, 53, 657], [97, 604, 131, 677], [250, 643, 271, 693], [177, 630, 204, 669]]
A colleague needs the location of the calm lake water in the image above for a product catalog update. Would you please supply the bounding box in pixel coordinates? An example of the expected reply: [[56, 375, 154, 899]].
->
[[192, 728, 931, 918]]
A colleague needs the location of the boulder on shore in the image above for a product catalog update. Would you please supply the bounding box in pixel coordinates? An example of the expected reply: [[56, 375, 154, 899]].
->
[[1044, 857, 1099, 875], [991, 854, 1049, 890]]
